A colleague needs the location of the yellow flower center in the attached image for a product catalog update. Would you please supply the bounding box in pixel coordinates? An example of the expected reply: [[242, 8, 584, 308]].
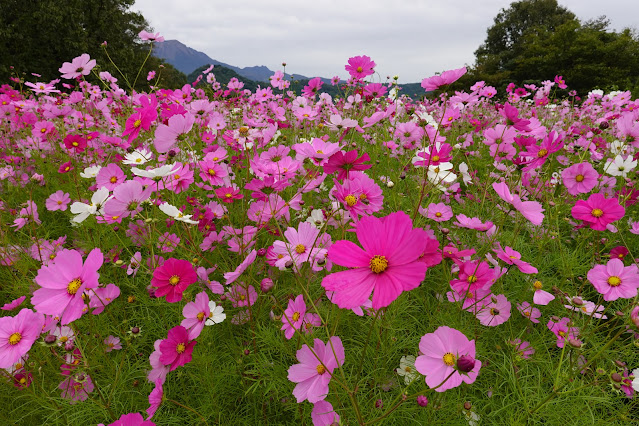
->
[[537, 149, 548, 157], [490, 308, 499, 315], [435, 212, 442, 217], [591, 208, 603, 218], [533, 280, 543, 290], [72, 141, 79, 147], [467, 275, 478, 284], [295, 244, 306, 254], [356, 66, 363, 73], [176, 343, 186, 354], [67, 278, 83, 295], [169, 275, 180, 286], [292, 312, 300, 321], [134, 119, 142, 128], [442, 352, 456, 366], [432, 155, 440, 162], [404, 366, 412, 373], [8, 332, 21, 345], [370, 255, 388, 274], [109, 176, 117, 183], [197, 312, 205, 321], [345, 195, 357, 207], [607, 276, 621, 287], [225, 193, 232, 199], [575, 174, 584, 182], [41, 128, 46, 133], [208, 169, 216, 176], [316, 364, 326, 375]]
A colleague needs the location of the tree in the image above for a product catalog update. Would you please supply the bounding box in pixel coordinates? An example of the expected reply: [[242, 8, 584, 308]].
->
[[0, 0, 185, 90], [468, 0, 639, 96]]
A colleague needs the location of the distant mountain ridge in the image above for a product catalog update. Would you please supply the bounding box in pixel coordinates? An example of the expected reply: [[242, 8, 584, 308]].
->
[[153, 40, 313, 83]]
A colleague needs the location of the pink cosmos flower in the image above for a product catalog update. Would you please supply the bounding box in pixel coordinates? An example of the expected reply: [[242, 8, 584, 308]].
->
[[13, 200, 41, 230], [419, 202, 453, 222], [45, 191, 71, 211], [282, 294, 307, 340], [492, 182, 545, 226], [547, 317, 578, 348], [59, 374, 94, 403], [564, 297, 607, 319], [89, 283, 120, 315], [453, 214, 494, 231], [159, 326, 196, 371], [331, 171, 383, 221], [226, 285, 258, 308], [561, 162, 598, 196], [32, 248, 103, 325], [494, 243, 538, 274], [139, 30, 164, 42], [322, 211, 429, 310], [345, 55, 376, 80], [446, 287, 492, 314], [151, 258, 197, 303], [509, 339, 534, 359], [449, 260, 495, 294], [180, 291, 220, 339], [147, 380, 163, 419], [1, 296, 26, 311], [287, 336, 345, 403], [104, 335, 122, 352], [272, 223, 324, 270], [59, 53, 97, 79], [109, 412, 156, 426], [476, 294, 511, 326], [148, 339, 169, 385], [532, 280, 554, 305], [311, 400, 340, 426], [154, 112, 195, 153], [323, 150, 372, 181], [0, 309, 44, 368], [96, 164, 126, 191], [421, 67, 467, 91], [215, 186, 243, 203], [587, 258, 639, 301], [571, 193, 625, 231], [224, 249, 257, 284], [516, 301, 541, 323], [414, 326, 481, 392]]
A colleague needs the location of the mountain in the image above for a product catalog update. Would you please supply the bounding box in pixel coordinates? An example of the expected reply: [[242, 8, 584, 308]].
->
[[153, 40, 313, 83]]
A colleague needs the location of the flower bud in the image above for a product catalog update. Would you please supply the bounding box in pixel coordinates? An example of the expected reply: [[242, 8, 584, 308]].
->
[[417, 395, 428, 407], [457, 355, 476, 373], [611, 372, 623, 383], [44, 334, 57, 345], [568, 339, 582, 348], [260, 278, 274, 293], [463, 401, 472, 410], [375, 399, 383, 408]]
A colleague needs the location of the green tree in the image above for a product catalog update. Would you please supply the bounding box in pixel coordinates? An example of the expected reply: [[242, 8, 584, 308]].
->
[[0, 0, 185, 90]]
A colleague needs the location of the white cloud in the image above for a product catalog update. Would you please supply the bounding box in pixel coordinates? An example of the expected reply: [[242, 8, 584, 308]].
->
[[133, 0, 637, 83]]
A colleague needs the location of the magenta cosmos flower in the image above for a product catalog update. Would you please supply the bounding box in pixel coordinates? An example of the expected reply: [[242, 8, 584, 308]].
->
[[587, 258, 639, 301], [344, 55, 376, 80], [421, 67, 467, 91], [561, 162, 598, 196], [109, 412, 156, 426], [414, 326, 481, 392], [322, 211, 429, 310], [287, 336, 345, 403], [493, 182, 544, 226], [0, 309, 44, 368], [32, 248, 103, 325], [159, 325, 196, 371], [151, 258, 197, 303], [571, 193, 625, 231]]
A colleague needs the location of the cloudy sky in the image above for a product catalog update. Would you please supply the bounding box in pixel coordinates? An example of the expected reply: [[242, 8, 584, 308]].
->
[[133, 0, 636, 83]]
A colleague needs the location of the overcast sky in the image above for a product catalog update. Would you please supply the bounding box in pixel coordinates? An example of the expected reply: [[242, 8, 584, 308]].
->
[[133, 0, 637, 83]]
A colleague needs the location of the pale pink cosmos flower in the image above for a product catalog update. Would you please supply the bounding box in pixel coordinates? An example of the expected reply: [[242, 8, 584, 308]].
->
[[453, 214, 493, 231], [311, 400, 340, 426], [287, 336, 345, 403], [89, 283, 120, 315], [494, 243, 538, 274], [139, 30, 164, 42], [273, 223, 325, 270], [414, 326, 481, 392], [104, 335, 122, 352], [476, 294, 511, 326], [516, 301, 541, 323], [59, 54, 96, 79], [224, 249, 257, 284], [564, 297, 607, 319], [226, 285, 258, 308], [587, 258, 639, 301], [148, 340, 169, 385], [147, 380, 163, 419], [532, 280, 555, 305], [154, 112, 195, 153], [419, 202, 453, 222], [12, 200, 41, 230], [282, 294, 307, 340], [1, 296, 26, 311], [180, 291, 224, 339], [509, 339, 534, 359], [45, 191, 71, 211], [59, 374, 94, 403]]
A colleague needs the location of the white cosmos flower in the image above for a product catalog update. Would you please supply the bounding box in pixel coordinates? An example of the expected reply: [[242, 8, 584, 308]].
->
[[70, 187, 112, 223], [396, 355, 418, 385], [123, 148, 153, 166], [459, 162, 473, 185], [205, 302, 226, 325], [427, 162, 457, 187], [159, 202, 199, 224], [131, 163, 177, 179], [79, 165, 102, 179], [603, 155, 637, 178], [305, 209, 325, 229]]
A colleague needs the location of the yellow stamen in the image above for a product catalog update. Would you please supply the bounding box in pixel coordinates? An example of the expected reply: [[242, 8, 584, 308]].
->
[[369, 255, 388, 274]]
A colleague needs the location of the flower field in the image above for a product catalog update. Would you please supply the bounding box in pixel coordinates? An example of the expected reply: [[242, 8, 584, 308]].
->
[[1, 49, 638, 425]]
